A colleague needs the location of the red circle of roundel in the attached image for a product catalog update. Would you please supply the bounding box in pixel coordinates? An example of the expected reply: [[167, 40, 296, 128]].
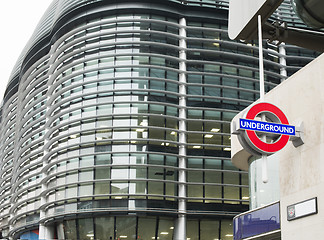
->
[[245, 102, 289, 154]]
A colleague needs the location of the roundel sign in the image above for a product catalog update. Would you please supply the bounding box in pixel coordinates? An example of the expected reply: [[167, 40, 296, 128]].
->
[[237, 102, 295, 156]]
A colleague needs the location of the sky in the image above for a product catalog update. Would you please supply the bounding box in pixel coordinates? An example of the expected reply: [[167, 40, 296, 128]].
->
[[0, 0, 53, 101]]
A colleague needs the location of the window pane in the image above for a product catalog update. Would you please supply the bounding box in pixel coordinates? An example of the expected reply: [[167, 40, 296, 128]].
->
[[95, 216, 114, 240], [221, 219, 233, 239], [116, 216, 136, 239], [157, 218, 174, 240], [129, 181, 146, 194], [78, 218, 94, 240], [111, 182, 129, 194], [78, 184, 93, 196], [187, 219, 199, 240], [200, 220, 220, 239], [137, 217, 157, 240], [79, 170, 94, 181], [64, 219, 77, 239], [94, 182, 110, 194], [95, 167, 110, 179]]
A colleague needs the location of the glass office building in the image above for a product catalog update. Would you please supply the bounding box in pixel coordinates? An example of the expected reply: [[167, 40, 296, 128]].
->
[[0, 0, 319, 239]]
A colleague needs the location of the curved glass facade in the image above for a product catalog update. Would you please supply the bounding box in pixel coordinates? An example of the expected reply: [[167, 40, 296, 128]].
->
[[0, 0, 319, 239], [249, 155, 280, 209]]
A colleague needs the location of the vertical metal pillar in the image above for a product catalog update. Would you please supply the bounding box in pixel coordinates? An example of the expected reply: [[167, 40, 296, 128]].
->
[[275, 7, 288, 83], [174, 17, 187, 240], [39, 52, 55, 239], [258, 15, 265, 102], [39, 95, 52, 240], [279, 43, 287, 82], [57, 222, 65, 239]]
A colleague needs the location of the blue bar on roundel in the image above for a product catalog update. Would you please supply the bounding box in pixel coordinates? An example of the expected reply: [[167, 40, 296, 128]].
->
[[239, 118, 295, 136]]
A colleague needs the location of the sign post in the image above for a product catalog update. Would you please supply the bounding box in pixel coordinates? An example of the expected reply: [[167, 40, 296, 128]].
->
[[258, 14, 268, 183]]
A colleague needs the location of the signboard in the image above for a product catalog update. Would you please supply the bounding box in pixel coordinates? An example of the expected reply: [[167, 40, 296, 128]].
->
[[239, 119, 295, 136], [234, 102, 296, 156], [287, 197, 318, 221], [228, 0, 283, 40]]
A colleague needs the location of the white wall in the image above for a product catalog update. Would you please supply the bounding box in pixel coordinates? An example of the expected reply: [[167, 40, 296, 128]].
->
[[231, 53, 324, 239]]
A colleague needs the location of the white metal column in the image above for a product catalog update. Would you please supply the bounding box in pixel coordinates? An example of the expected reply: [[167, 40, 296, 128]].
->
[[279, 43, 287, 82], [39, 50, 56, 240], [174, 17, 187, 240], [39, 97, 52, 240]]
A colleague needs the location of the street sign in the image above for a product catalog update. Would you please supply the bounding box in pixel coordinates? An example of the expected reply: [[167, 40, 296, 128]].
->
[[287, 197, 318, 221], [228, 0, 283, 40], [234, 102, 295, 155], [239, 119, 295, 136]]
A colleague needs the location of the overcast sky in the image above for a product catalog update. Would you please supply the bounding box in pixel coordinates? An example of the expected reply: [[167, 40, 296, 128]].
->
[[0, 0, 53, 101]]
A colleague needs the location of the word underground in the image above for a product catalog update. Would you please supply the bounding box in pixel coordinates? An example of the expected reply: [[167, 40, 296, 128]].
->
[[239, 118, 295, 136]]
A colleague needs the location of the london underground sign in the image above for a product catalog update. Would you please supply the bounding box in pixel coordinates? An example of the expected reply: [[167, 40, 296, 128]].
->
[[239, 119, 295, 136], [235, 102, 296, 155]]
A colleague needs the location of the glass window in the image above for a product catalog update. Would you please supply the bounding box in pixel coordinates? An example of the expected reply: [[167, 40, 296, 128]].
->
[[67, 158, 79, 169], [188, 158, 202, 168], [97, 104, 112, 115], [166, 106, 177, 116], [150, 104, 164, 114], [95, 216, 115, 240], [79, 170, 94, 181], [137, 217, 157, 240], [224, 172, 239, 184], [223, 112, 236, 121], [112, 154, 129, 164], [56, 188, 65, 202], [78, 218, 94, 240], [94, 182, 110, 195], [205, 64, 220, 73], [129, 181, 146, 194], [148, 154, 164, 165], [66, 185, 78, 198], [111, 182, 129, 194], [157, 218, 174, 240], [187, 219, 199, 240], [95, 167, 110, 179], [204, 86, 220, 97], [95, 154, 111, 165], [78, 184, 93, 196], [220, 219, 233, 239], [116, 216, 136, 240], [129, 167, 146, 179], [188, 180, 203, 200], [188, 121, 202, 131], [149, 116, 164, 127], [223, 89, 238, 98], [82, 119, 96, 130], [64, 219, 77, 239], [131, 153, 147, 164], [165, 182, 176, 197], [205, 169, 221, 183], [188, 86, 202, 95], [112, 130, 130, 139], [114, 104, 131, 114], [224, 186, 239, 203], [111, 168, 129, 179], [148, 181, 163, 197], [148, 167, 164, 180], [80, 156, 94, 167], [187, 109, 202, 119], [200, 220, 220, 240], [66, 172, 78, 183], [150, 80, 165, 91]]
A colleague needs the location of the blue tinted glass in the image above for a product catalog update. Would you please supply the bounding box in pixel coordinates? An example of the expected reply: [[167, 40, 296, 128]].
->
[[234, 202, 280, 240]]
